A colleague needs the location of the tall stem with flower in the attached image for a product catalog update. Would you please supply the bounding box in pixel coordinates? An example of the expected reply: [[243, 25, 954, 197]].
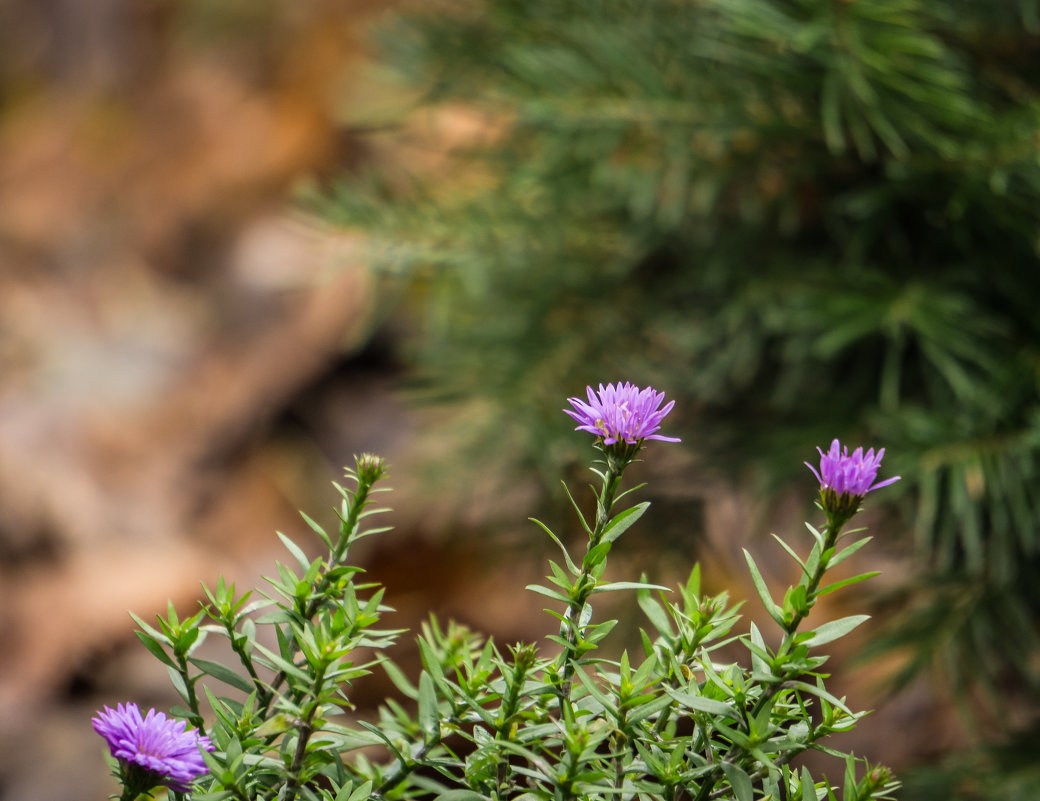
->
[[548, 382, 679, 703]]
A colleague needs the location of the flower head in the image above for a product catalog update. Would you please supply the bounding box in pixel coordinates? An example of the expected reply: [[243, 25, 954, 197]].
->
[[806, 439, 900, 524], [356, 452, 387, 484], [565, 382, 680, 447], [93, 702, 214, 794]]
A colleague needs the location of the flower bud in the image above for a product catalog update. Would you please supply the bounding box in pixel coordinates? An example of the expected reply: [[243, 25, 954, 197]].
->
[[355, 453, 387, 484]]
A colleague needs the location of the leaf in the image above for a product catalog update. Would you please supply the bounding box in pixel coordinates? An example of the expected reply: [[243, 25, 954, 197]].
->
[[435, 792, 489, 801], [582, 541, 612, 571], [529, 517, 579, 576], [804, 615, 870, 647], [525, 584, 571, 603], [252, 642, 310, 683], [721, 762, 754, 801], [167, 666, 192, 706], [747, 623, 770, 677], [189, 657, 256, 694], [771, 533, 807, 573], [277, 531, 312, 572], [298, 511, 333, 549], [743, 549, 785, 627], [816, 572, 880, 597], [418, 671, 439, 739], [382, 660, 419, 699], [129, 611, 169, 645], [591, 580, 669, 594], [787, 680, 853, 715], [601, 502, 650, 544], [828, 536, 873, 569], [573, 668, 618, 717], [637, 585, 673, 636], [135, 630, 176, 668], [338, 781, 374, 801], [665, 688, 737, 718], [559, 480, 592, 535]]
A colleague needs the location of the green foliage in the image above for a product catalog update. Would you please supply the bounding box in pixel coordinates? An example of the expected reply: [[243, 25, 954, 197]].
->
[[309, 0, 1040, 751], [123, 445, 899, 801]]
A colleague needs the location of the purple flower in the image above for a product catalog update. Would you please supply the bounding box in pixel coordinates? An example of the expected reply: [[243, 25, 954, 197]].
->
[[565, 382, 680, 446], [93, 702, 214, 794], [806, 439, 901, 498]]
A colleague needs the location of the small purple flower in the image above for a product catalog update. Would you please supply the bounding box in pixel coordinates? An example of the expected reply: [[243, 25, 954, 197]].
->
[[93, 702, 214, 794], [565, 382, 680, 446], [806, 439, 900, 498]]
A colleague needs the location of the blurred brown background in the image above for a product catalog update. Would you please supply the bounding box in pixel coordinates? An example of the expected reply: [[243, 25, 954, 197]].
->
[[0, 1, 412, 795], [0, 2, 960, 798]]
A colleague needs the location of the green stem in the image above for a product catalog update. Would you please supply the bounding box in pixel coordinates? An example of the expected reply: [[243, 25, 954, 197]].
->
[[779, 518, 841, 652], [175, 654, 204, 730], [283, 673, 325, 801], [257, 474, 378, 717], [559, 446, 633, 698], [749, 516, 845, 721], [226, 619, 266, 698]]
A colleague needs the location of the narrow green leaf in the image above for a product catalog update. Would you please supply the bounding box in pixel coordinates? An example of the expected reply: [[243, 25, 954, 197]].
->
[[382, 660, 419, 699], [721, 762, 753, 801], [573, 668, 618, 717], [189, 657, 256, 694], [418, 671, 439, 738], [771, 533, 807, 573], [582, 541, 612, 571], [253, 642, 310, 683], [591, 580, 669, 594], [129, 611, 169, 645], [743, 549, 785, 627], [828, 536, 873, 569], [816, 572, 880, 596], [601, 502, 650, 544], [804, 615, 870, 647], [167, 666, 192, 706], [299, 511, 333, 549], [801, 766, 816, 801], [665, 688, 736, 718], [788, 680, 853, 715], [530, 517, 579, 576], [435, 792, 489, 801], [637, 586, 673, 637], [525, 584, 571, 603], [339, 781, 374, 801], [135, 631, 176, 668], [559, 480, 592, 535], [277, 531, 312, 572]]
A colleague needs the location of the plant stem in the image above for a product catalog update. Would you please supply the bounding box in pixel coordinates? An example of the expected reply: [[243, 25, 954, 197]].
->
[[175, 654, 204, 730], [257, 474, 377, 717], [780, 518, 841, 650], [559, 447, 632, 698]]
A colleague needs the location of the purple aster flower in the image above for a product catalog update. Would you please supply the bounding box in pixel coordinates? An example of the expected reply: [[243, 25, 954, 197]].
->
[[93, 702, 214, 794], [806, 439, 900, 497], [806, 439, 900, 526], [565, 382, 680, 446]]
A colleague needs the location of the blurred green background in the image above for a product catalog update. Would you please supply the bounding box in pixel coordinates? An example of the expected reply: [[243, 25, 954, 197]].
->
[[1, 0, 1039, 798]]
